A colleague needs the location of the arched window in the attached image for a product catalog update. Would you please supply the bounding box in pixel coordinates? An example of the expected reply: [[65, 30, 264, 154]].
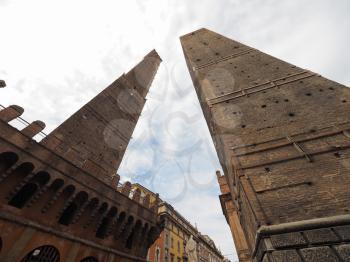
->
[[79, 198, 99, 228], [116, 212, 126, 226], [21, 245, 60, 262], [0, 152, 18, 174], [59, 191, 88, 225], [0, 162, 34, 201], [80, 257, 98, 262], [96, 206, 117, 239], [89, 202, 108, 228], [155, 246, 160, 262], [119, 215, 134, 243], [125, 220, 142, 249], [141, 223, 149, 241], [28, 178, 64, 212], [8, 171, 50, 208], [58, 202, 77, 225], [8, 183, 37, 208], [49, 179, 64, 191], [114, 211, 126, 239]]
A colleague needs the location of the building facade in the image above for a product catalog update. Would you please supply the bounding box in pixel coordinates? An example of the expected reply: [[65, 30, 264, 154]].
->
[[0, 50, 163, 261], [181, 28, 350, 262], [133, 184, 224, 262], [197, 234, 224, 262]]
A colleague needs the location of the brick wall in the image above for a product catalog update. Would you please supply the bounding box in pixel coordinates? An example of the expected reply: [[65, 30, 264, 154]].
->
[[181, 28, 350, 262]]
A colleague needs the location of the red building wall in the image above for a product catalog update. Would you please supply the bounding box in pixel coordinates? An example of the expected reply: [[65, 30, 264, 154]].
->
[[148, 230, 165, 262]]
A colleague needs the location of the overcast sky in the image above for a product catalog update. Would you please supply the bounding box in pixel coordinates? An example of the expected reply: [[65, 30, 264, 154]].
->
[[1, 0, 350, 261]]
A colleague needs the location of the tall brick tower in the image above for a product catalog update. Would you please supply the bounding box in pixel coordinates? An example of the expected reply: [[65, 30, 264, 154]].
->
[[0, 50, 163, 261], [41, 49, 161, 183], [181, 29, 350, 262]]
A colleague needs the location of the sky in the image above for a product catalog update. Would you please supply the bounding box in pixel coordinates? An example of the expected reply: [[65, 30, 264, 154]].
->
[[1, 0, 350, 261]]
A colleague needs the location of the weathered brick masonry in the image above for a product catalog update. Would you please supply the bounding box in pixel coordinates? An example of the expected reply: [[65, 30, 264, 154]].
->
[[181, 28, 350, 262], [0, 50, 163, 261]]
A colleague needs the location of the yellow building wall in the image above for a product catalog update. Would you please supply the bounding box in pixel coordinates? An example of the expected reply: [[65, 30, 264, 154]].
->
[[169, 229, 184, 261]]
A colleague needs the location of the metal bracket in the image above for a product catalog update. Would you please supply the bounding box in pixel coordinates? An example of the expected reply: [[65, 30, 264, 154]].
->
[[343, 130, 350, 138], [286, 135, 312, 162]]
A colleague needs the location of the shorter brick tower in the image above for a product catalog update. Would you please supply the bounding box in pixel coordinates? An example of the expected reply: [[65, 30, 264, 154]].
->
[[0, 50, 163, 262], [41, 49, 161, 183], [181, 28, 350, 262]]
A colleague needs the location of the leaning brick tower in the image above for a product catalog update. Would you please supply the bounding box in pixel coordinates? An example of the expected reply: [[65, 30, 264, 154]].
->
[[181, 28, 350, 262], [0, 50, 163, 261], [41, 49, 161, 183]]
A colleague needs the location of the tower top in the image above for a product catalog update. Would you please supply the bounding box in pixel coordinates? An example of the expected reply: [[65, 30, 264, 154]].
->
[[144, 49, 162, 62], [0, 80, 6, 88], [41, 50, 161, 182]]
